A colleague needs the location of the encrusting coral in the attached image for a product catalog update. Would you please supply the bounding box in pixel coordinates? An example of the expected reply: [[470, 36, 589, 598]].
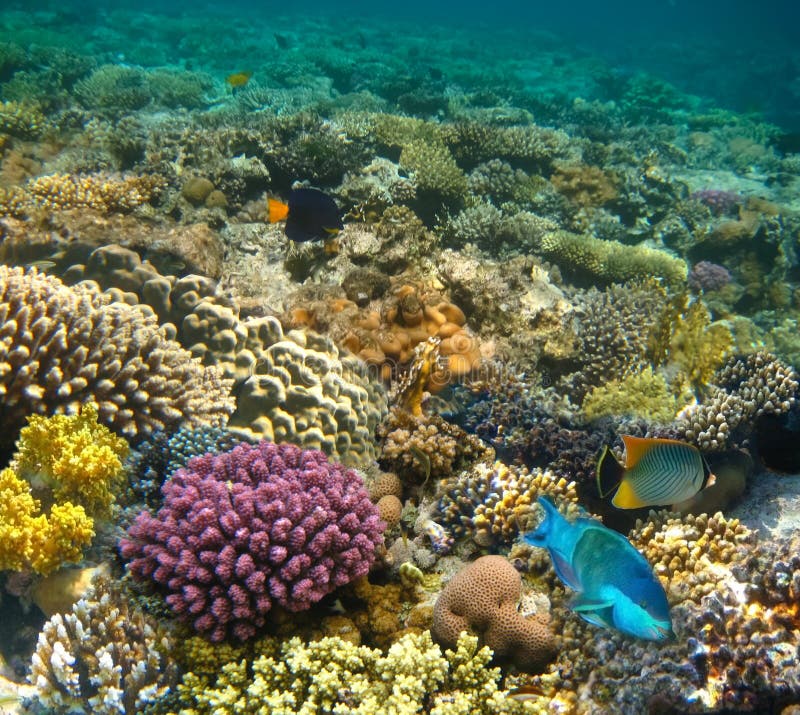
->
[[28, 577, 178, 715], [0, 265, 235, 447], [119, 441, 385, 642]]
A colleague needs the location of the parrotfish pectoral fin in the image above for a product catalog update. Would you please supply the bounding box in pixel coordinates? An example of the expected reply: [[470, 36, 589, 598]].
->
[[571, 596, 616, 629], [550, 550, 582, 592], [596, 445, 625, 498]]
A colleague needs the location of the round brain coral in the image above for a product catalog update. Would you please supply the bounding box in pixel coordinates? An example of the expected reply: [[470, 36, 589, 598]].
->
[[431, 555, 555, 672], [119, 441, 385, 642]]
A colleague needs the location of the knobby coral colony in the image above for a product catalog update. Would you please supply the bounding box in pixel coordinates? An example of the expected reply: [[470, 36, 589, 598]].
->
[[1, 9, 800, 715]]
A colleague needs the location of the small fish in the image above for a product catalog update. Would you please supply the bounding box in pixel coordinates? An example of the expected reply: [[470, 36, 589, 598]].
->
[[274, 32, 291, 50], [506, 684, 544, 702], [225, 71, 252, 89], [268, 188, 344, 243], [597, 435, 715, 509], [25, 259, 57, 270], [523, 496, 673, 641]]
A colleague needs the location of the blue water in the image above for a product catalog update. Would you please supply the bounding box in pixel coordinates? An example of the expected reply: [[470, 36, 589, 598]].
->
[[6, 0, 800, 127]]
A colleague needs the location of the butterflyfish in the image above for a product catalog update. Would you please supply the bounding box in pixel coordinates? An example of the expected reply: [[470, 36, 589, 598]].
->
[[225, 71, 252, 88], [268, 188, 344, 243], [523, 496, 673, 641], [597, 435, 715, 510]]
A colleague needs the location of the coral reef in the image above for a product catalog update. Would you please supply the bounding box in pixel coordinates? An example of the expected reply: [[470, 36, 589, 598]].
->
[[125, 426, 241, 508], [378, 407, 493, 482], [676, 351, 798, 450], [28, 578, 178, 715], [436, 462, 578, 549], [581, 366, 678, 423], [0, 266, 235, 446], [174, 631, 537, 714], [119, 441, 385, 641], [539, 230, 688, 286], [432, 555, 555, 672]]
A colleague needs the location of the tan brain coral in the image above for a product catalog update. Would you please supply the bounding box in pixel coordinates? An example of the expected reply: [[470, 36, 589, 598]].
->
[[432, 555, 556, 672]]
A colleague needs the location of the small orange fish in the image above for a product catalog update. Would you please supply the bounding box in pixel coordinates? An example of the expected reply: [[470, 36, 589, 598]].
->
[[225, 71, 252, 88]]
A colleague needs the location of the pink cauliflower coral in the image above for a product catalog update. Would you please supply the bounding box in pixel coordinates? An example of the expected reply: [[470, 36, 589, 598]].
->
[[119, 441, 384, 642]]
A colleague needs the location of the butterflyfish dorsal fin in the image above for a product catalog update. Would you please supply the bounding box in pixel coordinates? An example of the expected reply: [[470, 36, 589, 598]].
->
[[620, 435, 686, 467]]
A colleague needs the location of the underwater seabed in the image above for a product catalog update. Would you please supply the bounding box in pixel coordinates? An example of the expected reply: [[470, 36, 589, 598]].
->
[[0, 1, 800, 713]]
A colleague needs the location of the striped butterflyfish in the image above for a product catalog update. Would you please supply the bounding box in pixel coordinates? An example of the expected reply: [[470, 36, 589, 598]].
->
[[596, 435, 715, 509]]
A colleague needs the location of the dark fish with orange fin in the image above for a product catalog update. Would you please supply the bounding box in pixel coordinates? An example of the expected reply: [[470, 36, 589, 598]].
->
[[225, 71, 252, 89], [596, 435, 715, 509], [268, 188, 343, 243]]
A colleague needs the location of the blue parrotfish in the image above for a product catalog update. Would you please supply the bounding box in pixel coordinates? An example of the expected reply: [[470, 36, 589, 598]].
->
[[523, 496, 674, 641], [597, 435, 715, 509]]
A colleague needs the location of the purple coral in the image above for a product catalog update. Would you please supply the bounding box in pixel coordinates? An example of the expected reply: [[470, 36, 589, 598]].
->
[[690, 189, 742, 217], [688, 261, 731, 293], [118, 441, 385, 642]]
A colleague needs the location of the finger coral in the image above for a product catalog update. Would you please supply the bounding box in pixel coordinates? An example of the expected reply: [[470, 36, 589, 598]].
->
[[119, 441, 385, 642], [0, 266, 234, 447], [25, 172, 165, 213], [676, 351, 798, 450], [540, 229, 687, 287]]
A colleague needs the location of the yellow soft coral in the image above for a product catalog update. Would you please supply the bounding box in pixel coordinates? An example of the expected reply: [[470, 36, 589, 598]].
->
[[0, 467, 94, 574], [13, 403, 129, 518], [581, 366, 680, 423]]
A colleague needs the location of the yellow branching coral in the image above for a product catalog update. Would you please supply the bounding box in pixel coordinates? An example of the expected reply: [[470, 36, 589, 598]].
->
[[0, 467, 94, 575], [581, 366, 679, 423], [174, 631, 536, 715], [13, 403, 129, 518], [0, 101, 46, 138]]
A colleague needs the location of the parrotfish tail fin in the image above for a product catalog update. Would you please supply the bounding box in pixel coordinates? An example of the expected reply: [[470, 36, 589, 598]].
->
[[522, 495, 560, 547], [596, 445, 624, 499], [267, 198, 290, 223]]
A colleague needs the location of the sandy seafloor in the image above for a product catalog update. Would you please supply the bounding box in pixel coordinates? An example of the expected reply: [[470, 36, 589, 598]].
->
[[0, 2, 799, 714]]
